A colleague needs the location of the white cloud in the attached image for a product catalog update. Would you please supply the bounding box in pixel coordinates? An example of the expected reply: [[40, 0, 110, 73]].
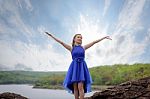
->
[[0, 1, 33, 37], [17, 0, 23, 9], [24, 0, 33, 11], [115, 0, 146, 34], [102, 0, 112, 16], [17, 0, 33, 11], [75, 14, 107, 45], [0, 0, 38, 45], [0, 1, 71, 71], [0, 40, 71, 71], [73, 0, 148, 67], [37, 25, 47, 35], [100, 0, 148, 65], [0, 0, 149, 71], [74, 14, 112, 67]]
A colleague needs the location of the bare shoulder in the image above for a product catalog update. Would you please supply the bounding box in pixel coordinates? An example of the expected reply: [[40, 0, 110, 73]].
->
[[70, 46, 73, 52]]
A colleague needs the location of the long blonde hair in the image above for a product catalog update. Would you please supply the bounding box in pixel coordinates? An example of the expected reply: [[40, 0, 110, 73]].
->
[[72, 34, 81, 47]]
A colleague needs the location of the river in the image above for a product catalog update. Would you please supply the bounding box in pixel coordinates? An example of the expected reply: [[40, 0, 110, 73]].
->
[[0, 84, 97, 99]]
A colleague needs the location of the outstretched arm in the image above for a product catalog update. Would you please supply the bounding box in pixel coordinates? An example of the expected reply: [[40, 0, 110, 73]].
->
[[45, 32, 72, 51], [83, 36, 112, 50]]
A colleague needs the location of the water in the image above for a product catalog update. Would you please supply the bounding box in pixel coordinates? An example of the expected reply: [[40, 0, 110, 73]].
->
[[0, 84, 96, 99]]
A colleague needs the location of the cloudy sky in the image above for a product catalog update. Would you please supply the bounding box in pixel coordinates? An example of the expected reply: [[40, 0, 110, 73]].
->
[[0, 0, 150, 71]]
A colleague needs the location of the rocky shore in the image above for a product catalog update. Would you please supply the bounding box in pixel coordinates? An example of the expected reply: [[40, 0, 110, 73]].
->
[[0, 92, 28, 99], [85, 76, 150, 99]]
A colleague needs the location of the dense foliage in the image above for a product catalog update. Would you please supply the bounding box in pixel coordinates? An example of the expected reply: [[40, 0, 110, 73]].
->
[[0, 71, 65, 85], [90, 63, 150, 85], [0, 63, 150, 87]]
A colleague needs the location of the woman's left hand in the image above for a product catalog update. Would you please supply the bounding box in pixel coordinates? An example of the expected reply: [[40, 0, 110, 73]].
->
[[104, 36, 112, 40]]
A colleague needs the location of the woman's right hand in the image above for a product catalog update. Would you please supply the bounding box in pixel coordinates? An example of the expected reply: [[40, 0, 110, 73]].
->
[[45, 32, 52, 37]]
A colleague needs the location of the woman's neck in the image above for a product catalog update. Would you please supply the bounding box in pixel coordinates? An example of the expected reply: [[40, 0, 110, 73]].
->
[[74, 43, 81, 46]]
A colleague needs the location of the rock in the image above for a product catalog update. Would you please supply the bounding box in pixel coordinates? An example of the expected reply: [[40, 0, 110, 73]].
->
[[85, 77, 150, 99], [0, 92, 28, 99]]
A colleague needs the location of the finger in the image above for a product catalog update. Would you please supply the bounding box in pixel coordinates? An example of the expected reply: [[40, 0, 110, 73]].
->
[[105, 36, 109, 39], [45, 32, 51, 36], [45, 32, 49, 34], [105, 36, 110, 38], [106, 37, 112, 40]]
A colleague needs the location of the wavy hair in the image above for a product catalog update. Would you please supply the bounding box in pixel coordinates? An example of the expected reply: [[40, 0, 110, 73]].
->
[[72, 34, 82, 47]]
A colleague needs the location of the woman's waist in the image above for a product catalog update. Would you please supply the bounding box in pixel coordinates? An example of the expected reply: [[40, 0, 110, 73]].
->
[[72, 57, 85, 62]]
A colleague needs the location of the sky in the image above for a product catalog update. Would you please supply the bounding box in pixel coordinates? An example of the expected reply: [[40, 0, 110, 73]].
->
[[0, 0, 150, 71]]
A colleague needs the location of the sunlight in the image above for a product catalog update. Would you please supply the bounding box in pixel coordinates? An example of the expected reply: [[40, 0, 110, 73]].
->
[[75, 14, 107, 45]]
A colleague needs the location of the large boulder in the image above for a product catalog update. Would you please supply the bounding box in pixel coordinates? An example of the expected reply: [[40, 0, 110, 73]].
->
[[85, 77, 150, 99], [0, 92, 28, 99]]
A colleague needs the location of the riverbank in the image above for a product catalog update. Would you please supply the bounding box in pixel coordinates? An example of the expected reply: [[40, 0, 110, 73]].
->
[[0, 84, 75, 99], [33, 84, 113, 91]]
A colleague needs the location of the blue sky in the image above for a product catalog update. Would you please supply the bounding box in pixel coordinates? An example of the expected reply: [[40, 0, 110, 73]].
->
[[0, 0, 150, 71]]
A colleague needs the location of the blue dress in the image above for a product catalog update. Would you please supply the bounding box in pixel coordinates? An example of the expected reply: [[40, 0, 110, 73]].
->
[[63, 45, 93, 94]]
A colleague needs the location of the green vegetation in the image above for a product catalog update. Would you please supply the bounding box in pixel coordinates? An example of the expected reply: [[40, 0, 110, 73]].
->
[[34, 73, 65, 89], [0, 71, 65, 85], [90, 63, 150, 85], [0, 63, 150, 89]]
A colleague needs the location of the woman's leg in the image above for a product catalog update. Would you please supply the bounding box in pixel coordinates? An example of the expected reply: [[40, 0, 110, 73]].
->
[[73, 83, 79, 99], [78, 82, 84, 99]]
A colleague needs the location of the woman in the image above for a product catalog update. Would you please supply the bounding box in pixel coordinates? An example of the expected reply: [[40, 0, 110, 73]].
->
[[45, 32, 112, 99]]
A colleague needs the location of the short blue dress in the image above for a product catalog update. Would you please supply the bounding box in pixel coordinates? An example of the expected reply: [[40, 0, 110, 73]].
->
[[63, 45, 93, 94]]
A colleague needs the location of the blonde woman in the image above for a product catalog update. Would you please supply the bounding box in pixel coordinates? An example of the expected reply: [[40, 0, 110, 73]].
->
[[45, 32, 112, 99]]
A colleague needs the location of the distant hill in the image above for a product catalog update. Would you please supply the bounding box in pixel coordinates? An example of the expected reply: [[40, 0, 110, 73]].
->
[[0, 63, 150, 88], [0, 71, 65, 84], [90, 63, 150, 85]]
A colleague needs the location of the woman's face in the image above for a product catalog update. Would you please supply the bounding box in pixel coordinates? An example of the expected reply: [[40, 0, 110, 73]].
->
[[74, 34, 82, 45]]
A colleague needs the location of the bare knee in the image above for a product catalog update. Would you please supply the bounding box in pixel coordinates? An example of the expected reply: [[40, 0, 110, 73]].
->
[[73, 83, 78, 91], [78, 82, 84, 91]]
